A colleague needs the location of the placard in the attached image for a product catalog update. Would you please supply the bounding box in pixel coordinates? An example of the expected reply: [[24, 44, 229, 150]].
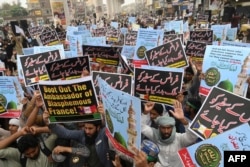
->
[[45, 56, 90, 80], [190, 87, 250, 140], [134, 66, 183, 105], [39, 77, 100, 123], [145, 38, 188, 68], [98, 77, 141, 157]]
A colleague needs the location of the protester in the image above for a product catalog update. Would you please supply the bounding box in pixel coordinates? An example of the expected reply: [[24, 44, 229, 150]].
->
[[0, 126, 58, 167], [44, 110, 114, 167], [141, 100, 197, 166]]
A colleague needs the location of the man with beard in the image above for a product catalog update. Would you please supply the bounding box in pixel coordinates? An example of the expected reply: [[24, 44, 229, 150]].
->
[[0, 126, 57, 167], [141, 100, 197, 167], [48, 119, 114, 167]]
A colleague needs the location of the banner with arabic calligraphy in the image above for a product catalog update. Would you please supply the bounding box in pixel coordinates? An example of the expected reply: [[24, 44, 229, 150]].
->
[[145, 38, 188, 68], [45, 56, 90, 80], [93, 27, 107, 37], [106, 27, 120, 43], [0, 77, 24, 118], [98, 77, 141, 157], [133, 28, 164, 66], [190, 86, 250, 140], [56, 31, 67, 42], [163, 34, 184, 44], [82, 45, 121, 66], [190, 30, 213, 45], [185, 40, 207, 61], [199, 45, 250, 97], [39, 76, 100, 123], [92, 71, 132, 100], [28, 26, 44, 37], [134, 66, 184, 105], [20, 50, 61, 86], [39, 27, 60, 46], [179, 123, 250, 167], [119, 55, 134, 75], [124, 31, 137, 46]]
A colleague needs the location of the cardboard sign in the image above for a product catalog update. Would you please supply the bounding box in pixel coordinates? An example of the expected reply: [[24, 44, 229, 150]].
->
[[134, 66, 183, 105], [82, 45, 120, 66], [39, 77, 100, 123], [98, 77, 141, 157], [28, 26, 44, 37], [145, 38, 188, 68], [92, 71, 133, 100], [106, 27, 120, 42], [45, 56, 90, 80], [185, 40, 207, 61], [190, 30, 213, 45], [0, 77, 23, 118], [190, 87, 250, 140], [124, 31, 137, 46], [39, 27, 60, 46], [19, 50, 61, 86], [179, 123, 250, 167]]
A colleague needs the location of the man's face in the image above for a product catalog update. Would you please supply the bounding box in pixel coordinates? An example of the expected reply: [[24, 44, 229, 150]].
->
[[183, 72, 193, 83], [150, 109, 161, 121], [159, 125, 173, 140], [9, 124, 19, 135], [24, 146, 40, 160], [84, 123, 98, 137]]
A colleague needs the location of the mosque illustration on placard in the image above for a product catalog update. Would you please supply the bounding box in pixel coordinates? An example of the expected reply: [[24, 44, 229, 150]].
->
[[233, 55, 250, 96], [127, 100, 137, 153]]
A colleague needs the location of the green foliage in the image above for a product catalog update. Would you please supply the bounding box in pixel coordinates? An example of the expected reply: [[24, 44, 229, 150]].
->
[[0, 3, 28, 17], [10, 6, 28, 17]]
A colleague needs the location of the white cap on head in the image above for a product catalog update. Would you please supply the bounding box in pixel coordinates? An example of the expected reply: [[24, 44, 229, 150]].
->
[[9, 118, 20, 127]]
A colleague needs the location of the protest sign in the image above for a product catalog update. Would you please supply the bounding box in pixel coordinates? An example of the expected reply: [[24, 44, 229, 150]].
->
[[85, 36, 106, 46], [106, 27, 120, 42], [33, 45, 65, 59], [134, 66, 183, 105], [221, 40, 250, 47], [28, 26, 44, 37], [92, 71, 132, 100], [179, 123, 250, 167], [190, 30, 213, 45], [185, 40, 206, 61], [57, 31, 67, 42], [134, 28, 164, 66], [145, 38, 188, 68], [121, 45, 135, 59], [98, 77, 141, 157], [19, 50, 61, 86], [93, 27, 107, 37], [22, 48, 34, 55], [82, 45, 120, 66], [190, 86, 250, 140], [39, 76, 100, 123], [0, 77, 23, 118], [163, 34, 184, 44], [45, 56, 90, 80], [119, 55, 134, 75], [199, 45, 250, 97], [39, 27, 60, 46], [124, 31, 137, 46]]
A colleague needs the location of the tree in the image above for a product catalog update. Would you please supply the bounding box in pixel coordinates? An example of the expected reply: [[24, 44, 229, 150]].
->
[[10, 5, 28, 17]]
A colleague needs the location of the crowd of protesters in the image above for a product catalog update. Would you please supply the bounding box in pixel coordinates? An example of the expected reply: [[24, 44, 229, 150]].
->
[[0, 6, 250, 167]]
